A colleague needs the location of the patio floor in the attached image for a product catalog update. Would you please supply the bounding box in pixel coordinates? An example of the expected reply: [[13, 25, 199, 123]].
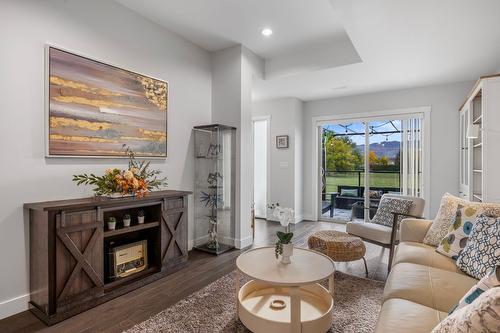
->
[[321, 208, 361, 222]]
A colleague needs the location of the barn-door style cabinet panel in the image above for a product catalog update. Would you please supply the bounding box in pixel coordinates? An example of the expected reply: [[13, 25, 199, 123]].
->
[[25, 190, 190, 325]]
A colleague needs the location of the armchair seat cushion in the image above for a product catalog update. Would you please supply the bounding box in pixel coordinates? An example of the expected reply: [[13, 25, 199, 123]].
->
[[393, 242, 465, 274], [346, 221, 392, 244]]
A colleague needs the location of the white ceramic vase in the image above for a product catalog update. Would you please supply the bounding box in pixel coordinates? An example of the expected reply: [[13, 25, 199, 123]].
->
[[123, 218, 131, 227], [107, 221, 116, 230], [281, 243, 293, 264], [138, 216, 145, 224]]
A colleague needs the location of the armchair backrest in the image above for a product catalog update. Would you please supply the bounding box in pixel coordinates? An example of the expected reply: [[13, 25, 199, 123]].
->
[[382, 193, 425, 218]]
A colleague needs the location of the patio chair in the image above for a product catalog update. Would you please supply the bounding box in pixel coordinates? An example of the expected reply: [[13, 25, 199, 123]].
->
[[345, 193, 425, 272]]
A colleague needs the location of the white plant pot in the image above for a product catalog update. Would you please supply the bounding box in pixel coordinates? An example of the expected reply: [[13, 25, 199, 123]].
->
[[123, 218, 131, 227], [107, 221, 116, 230], [281, 243, 293, 264], [138, 216, 145, 224]]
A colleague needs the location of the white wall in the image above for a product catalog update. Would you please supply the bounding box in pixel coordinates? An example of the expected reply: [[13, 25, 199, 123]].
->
[[0, 0, 211, 319], [302, 81, 474, 220], [252, 98, 304, 221], [211, 45, 264, 248], [253, 120, 268, 217]]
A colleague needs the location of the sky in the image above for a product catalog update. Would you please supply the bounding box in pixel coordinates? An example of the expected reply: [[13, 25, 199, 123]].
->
[[323, 120, 401, 145]]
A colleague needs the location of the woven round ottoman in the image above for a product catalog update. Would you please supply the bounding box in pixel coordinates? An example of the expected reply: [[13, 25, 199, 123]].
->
[[308, 230, 368, 277]]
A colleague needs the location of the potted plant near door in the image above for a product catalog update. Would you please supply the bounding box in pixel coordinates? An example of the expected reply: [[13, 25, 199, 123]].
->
[[270, 204, 295, 264]]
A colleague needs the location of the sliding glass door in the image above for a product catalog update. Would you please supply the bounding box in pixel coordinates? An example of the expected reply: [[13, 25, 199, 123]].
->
[[320, 115, 423, 222]]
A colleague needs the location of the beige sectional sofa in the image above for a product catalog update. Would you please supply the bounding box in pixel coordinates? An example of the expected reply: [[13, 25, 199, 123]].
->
[[374, 218, 478, 333]]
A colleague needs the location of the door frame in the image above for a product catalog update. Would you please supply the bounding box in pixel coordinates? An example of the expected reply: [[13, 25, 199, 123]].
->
[[252, 115, 271, 219], [311, 106, 431, 221]]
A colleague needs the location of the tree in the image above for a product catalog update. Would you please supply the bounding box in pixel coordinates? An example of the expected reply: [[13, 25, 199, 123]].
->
[[379, 156, 389, 166], [324, 133, 363, 171], [368, 151, 378, 166]]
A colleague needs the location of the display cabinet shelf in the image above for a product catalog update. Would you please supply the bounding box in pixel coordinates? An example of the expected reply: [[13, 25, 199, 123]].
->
[[104, 221, 159, 238], [193, 124, 236, 255]]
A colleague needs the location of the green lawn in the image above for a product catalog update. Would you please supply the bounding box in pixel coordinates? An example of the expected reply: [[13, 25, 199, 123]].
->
[[325, 172, 400, 193]]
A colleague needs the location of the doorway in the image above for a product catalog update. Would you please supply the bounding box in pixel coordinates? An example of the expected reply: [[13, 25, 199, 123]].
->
[[313, 107, 430, 222], [253, 117, 270, 219]]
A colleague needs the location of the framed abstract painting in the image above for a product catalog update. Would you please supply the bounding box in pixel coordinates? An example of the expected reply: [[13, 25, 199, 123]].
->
[[46, 46, 168, 158]]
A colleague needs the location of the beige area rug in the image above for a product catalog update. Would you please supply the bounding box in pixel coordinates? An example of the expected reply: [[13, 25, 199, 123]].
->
[[124, 270, 384, 333]]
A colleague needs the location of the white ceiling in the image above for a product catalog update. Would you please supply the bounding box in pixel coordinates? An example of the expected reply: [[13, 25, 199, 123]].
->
[[117, 0, 500, 101]]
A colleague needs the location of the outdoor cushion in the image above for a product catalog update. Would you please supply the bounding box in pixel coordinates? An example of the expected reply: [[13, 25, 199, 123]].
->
[[340, 188, 358, 197]]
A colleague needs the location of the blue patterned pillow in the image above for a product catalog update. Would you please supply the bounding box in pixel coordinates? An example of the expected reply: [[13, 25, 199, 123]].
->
[[449, 265, 499, 314], [456, 214, 500, 279], [436, 205, 483, 260]]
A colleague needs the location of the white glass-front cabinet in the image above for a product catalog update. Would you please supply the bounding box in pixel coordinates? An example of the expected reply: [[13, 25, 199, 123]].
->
[[459, 74, 500, 204], [459, 103, 471, 200]]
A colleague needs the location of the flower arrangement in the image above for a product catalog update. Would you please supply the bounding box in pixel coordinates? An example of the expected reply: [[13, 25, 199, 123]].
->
[[73, 147, 167, 198], [268, 203, 295, 259]]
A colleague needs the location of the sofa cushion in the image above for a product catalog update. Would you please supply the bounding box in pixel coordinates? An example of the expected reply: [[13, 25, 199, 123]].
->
[[423, 193, 466, 246], [436, 205, 483, 260], [423, 193, 500, 246], [431, 287, 500, 333], [450, 265, 500, 314], [393, 242, 464, 274], [383, 263, 478, 312], [374, 298, 447, 333], [456, 214, 500, 279], [346, 221, 392, 244]]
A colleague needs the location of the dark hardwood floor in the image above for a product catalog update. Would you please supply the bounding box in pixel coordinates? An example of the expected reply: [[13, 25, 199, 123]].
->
[[0, 219, 388, 333]]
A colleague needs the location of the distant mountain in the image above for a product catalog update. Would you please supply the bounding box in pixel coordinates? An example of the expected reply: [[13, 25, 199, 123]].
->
[[355, 141, 400, 159]]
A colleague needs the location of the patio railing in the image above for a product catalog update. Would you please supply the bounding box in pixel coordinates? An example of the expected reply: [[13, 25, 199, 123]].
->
[[323, 170, 401, 193]]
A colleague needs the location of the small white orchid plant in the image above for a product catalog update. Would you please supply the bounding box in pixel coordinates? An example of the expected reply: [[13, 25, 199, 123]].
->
[[268, 203, 295, 259]]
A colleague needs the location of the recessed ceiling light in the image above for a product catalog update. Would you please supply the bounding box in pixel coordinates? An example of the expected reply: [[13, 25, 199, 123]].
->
[[261, 28, 273, 36], [331, 86, 348, 90]]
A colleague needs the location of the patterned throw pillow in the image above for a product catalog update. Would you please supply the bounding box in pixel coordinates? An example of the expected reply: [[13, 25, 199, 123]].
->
[[449, 266, 499, 314], [423, 193, 467, 246], [423, 193, 500, 246], [436, 205, 483, 259], [456, 215, 500, 279], [431, 287, 500, 333], [371, 196, 413, 227]]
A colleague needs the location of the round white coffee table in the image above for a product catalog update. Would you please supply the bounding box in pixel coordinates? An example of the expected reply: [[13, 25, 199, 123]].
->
[[236, 246, 335, 333]]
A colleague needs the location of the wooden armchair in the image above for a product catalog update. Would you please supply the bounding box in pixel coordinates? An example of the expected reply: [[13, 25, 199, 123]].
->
[[346, 194, 425, 272]]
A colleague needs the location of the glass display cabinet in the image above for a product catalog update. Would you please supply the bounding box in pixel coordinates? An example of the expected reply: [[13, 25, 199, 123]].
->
[[193, 124, 236, 255]]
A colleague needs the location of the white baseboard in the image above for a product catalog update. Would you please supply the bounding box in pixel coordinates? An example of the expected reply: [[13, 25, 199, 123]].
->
[[0, 294, 29, 320], [301, 213, 315, 221], [235, 236, 253, 249], [294, 215, 304, 223]]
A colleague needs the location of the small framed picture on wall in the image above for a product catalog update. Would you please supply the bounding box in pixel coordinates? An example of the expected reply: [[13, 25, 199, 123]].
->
[[276, 135, 289, 149]]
